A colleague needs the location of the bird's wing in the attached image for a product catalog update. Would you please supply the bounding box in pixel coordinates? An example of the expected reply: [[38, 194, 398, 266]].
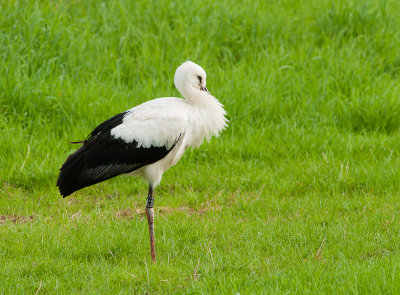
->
[[111, 97, 188, 149], [57, 98, 188, 197]]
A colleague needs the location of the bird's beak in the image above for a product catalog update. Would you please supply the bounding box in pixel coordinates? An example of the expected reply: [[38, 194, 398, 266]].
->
[[201, 86, 210, 94]]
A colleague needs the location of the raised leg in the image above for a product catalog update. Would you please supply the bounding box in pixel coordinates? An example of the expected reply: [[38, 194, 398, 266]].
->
[[145, 185, 156, 262]]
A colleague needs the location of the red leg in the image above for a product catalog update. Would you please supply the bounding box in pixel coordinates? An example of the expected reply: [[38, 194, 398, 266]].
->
[[145, 186, 156, 262]]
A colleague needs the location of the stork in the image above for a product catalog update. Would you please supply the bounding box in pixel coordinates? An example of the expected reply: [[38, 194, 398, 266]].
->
[[57, 61, 228, 261]]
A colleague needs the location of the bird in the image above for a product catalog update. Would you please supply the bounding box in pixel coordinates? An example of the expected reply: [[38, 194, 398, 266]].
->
[[57, 61, 228, 261]]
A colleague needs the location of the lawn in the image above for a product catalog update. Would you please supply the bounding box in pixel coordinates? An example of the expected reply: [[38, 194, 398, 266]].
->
[[1, 0, 400, 293]]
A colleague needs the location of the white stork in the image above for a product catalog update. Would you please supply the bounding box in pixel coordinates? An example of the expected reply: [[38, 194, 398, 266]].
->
[[57, 61, 228, 261]]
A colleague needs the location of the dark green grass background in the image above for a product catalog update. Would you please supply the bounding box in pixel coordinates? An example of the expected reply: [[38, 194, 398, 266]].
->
[[1, 0, 400, 293]]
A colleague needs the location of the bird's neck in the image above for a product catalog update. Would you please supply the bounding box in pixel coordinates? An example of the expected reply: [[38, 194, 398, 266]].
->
[[181, 87, 228, 146], [181, 87, 213, 106]]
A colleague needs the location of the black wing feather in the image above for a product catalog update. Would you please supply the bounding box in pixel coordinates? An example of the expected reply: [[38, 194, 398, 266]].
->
[[85, 111, 128, 140], [57, 111, 179, 197]]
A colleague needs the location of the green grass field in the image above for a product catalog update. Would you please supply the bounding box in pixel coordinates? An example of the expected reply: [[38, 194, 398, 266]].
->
[[2, 0, 400, 293]]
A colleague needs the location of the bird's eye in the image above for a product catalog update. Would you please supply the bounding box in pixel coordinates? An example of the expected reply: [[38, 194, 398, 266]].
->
[[197, 75, 202, 83]]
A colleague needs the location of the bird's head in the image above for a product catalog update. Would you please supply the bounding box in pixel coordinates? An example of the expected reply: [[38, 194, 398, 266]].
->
[[174, 61, 209, 99]]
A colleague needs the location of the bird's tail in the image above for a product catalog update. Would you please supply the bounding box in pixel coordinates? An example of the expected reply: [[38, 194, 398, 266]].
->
[[57, 146, 87, 197]]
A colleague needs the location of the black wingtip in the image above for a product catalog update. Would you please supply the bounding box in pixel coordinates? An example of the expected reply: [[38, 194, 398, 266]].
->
[[57, 176, 73, 198], [57, 182, 72, 198], [57, 146, 87, 198]]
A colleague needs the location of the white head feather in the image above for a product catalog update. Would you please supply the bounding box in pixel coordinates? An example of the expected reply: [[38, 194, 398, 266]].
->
[[174, 61, 209, 101]]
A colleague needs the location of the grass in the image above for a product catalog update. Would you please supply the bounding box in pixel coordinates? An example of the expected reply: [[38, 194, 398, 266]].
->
[[1, 0, 400, 293]]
